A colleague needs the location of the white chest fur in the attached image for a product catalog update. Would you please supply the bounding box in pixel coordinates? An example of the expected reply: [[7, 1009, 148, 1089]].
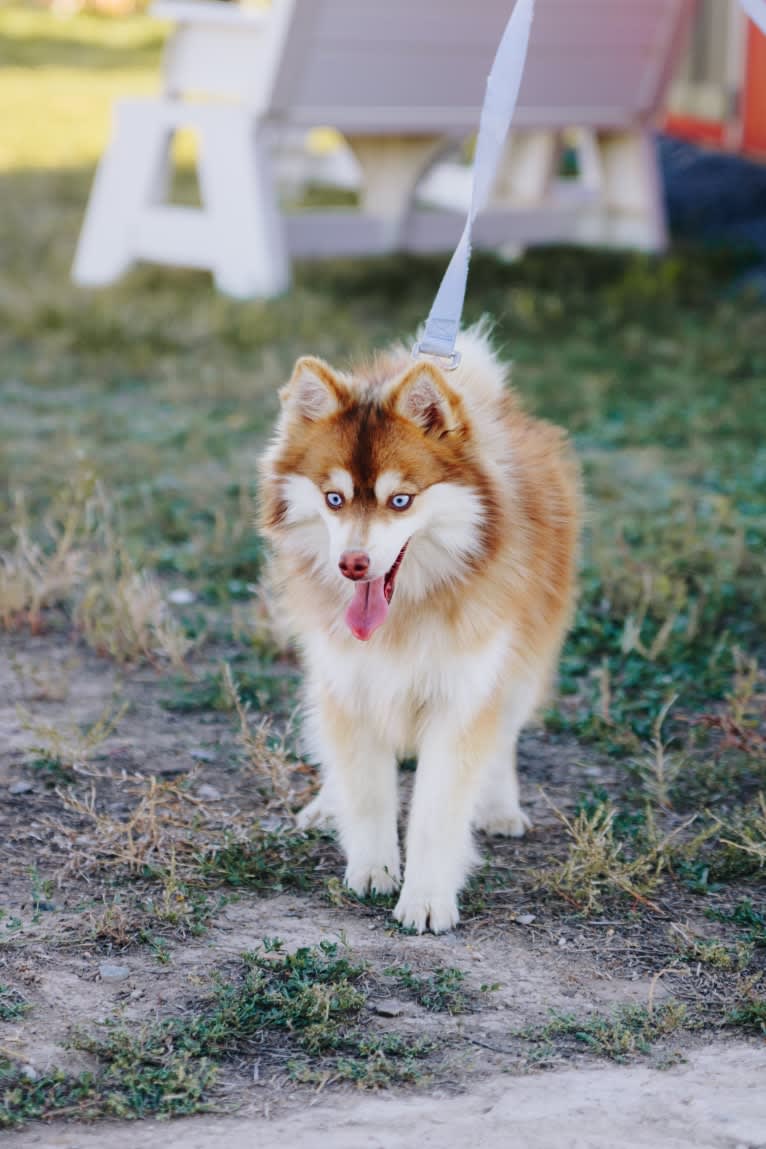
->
[[303, 623, 511, 751]]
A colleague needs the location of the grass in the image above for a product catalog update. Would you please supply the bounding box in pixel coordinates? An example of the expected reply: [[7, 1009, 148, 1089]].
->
[[727, 990, 766, 1034], [384, 964, 470, 1014], [0, 985, 29, 1022], [710, 899, 766, 948], [0, 940, 433, 1128], [44, 767, 324, 891], [522, 1002, 689, 1064], [534, 796, 685, 913]]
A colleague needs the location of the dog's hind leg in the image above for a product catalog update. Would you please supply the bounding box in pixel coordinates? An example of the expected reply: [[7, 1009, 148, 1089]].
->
[[473, 679, 540, 837], [472, 739, 531, 838], [315, 690, 401, 897]]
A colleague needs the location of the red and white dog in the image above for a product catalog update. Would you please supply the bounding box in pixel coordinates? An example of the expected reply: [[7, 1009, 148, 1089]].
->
[[259, 325, 581, 933]]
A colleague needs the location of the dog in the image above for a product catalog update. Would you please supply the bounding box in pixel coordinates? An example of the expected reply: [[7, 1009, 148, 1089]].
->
[[258, 324, 581, 933]]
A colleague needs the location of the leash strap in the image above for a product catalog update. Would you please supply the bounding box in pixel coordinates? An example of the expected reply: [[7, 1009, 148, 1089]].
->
[[415, 0, 536, 366], [740, 0, 766, 34]]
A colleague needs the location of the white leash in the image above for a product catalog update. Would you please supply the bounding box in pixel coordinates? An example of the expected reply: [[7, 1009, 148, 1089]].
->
[[414, 0, 536, 368], [415, 0, 766, 370]]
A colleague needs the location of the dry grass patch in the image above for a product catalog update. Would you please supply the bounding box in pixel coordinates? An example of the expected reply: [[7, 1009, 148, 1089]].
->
[[18, 697, 128, 777], [222, 662, 303, 815], [46, 772, 238, 878], [536, 795, 693, 913], [717, 793, 766, 875], [1, 475, 198, 668]]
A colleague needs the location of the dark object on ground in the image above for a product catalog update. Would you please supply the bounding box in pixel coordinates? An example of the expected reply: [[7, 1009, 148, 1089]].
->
[[658, 135, 766, 290]]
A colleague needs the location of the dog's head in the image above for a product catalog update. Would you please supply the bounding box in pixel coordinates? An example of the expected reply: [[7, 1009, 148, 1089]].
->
[[260, 354, 498, 640]]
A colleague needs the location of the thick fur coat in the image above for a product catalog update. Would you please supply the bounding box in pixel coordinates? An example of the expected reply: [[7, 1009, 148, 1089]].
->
[[258, 325, 581, 932]]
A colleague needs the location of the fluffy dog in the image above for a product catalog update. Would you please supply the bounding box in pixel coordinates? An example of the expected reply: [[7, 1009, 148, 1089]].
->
[[258, 325, 580, 933]]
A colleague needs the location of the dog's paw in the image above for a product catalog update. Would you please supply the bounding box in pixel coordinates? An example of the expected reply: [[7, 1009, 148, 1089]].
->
[[296, 793, 334, 832], [345, 858, 401, 897], [475, 806, 531, 838], [393, 887, 459, 934]]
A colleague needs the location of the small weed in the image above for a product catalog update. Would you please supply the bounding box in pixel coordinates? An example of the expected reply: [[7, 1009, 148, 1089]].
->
[[522, 1002, 688, 1063], [710, 899, 766, 948], [18, 699, 128, 778], [200, 831, 321, 893], [535, 796, 686, 913], [715, 793, 766, 877], [89, 881, 216, 952], [0, 483, 91, 633], [8, 653, 78, 702], [0, 986, 29, 1022], [671, 927, 753, 972], [631, 695, 687, 809], [77, 553, 197, 668], [222, 662, 300, 813], [384, 964, 470, 1014], [725, 974, 766, 1034], [161, 662, 299, 718]]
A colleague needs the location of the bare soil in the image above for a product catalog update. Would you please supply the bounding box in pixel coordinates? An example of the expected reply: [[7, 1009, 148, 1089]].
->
[[1, 631, 764, 1145], [11, 1044, 766, 1149]]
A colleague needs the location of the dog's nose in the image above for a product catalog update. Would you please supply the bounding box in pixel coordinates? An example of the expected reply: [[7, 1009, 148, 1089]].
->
[[339, 550, 370, 581]]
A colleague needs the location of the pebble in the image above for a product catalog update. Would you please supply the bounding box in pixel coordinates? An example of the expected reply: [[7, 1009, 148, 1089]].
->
[[9, 780, 33, 795], [516, 913, 536, 925], [21, 1065, 38, 1082], [168, 588, 196, 605], [99, 962, 131, 982], [190, 749, 216, 764], [373, 999, 407, 1018], [196, 783, 222, 801]]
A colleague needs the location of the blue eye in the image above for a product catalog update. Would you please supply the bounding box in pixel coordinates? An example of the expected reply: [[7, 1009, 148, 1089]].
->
[[389, 494, 413, 511], [326, 491, 345, 509]]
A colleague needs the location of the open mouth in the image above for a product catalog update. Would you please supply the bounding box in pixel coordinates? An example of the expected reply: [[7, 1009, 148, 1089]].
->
[[384, 541, 408, 603], [345, 542, 409, 641]]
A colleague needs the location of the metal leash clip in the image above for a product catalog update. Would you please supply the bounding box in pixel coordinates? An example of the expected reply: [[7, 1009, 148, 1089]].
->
[[411, 342, 462, 371]]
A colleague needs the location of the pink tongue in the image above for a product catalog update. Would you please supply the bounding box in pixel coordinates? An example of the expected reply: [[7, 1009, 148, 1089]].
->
[[345, 577, 389, 641]]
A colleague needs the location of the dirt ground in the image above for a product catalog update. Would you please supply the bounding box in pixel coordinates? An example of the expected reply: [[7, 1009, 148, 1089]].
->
[[10, 1044, 766, 1149], [2, 628, 765, 1144]]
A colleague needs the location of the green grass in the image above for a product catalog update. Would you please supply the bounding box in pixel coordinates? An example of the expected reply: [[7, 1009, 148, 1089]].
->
[[727, 993, 766, 1034], [0, 985, 29, 1022], [0, 940, 432, 1128], [522, 1003, 689, 1064], [0, 0, 764, 1034], [384, 964, 470, 1014], [710, 899, 766, 948], [161, 663, 300, 717], [199, 831, 325, 892]]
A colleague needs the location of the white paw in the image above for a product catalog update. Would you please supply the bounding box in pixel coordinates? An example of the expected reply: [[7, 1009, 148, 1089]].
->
[[296, 793, 335, 831], [345, 857, 401, 897], [475, 806, 531, 838], [393, 886, 460, 934]]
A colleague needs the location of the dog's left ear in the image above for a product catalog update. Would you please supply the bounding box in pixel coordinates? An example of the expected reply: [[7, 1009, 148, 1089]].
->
[[391, 363, 460, 436]]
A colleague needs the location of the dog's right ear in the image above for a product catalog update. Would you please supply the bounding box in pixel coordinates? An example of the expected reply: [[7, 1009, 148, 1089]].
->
[[280, 357, 348, 422]]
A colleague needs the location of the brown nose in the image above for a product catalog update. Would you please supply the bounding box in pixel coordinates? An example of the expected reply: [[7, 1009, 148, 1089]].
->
[[339, 550, 370, 581]]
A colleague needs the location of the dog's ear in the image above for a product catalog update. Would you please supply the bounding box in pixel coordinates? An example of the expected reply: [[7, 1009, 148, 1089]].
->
[[280, 357, 348, 422], [390, 362, 460, 436]]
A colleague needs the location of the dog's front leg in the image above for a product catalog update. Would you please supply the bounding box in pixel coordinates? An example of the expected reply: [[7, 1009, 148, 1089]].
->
[[394, 701, 500, 934], [316, 691, 401, 897]]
